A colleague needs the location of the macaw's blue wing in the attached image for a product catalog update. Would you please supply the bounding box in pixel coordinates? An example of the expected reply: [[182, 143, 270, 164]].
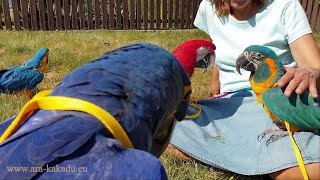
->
[[0, 43, 190, 179], [3, 66, 20, 71], [0, 114, 167, 180], [0, 66, 44, 92], [34, 136, 167, 180], [262, 87, 320, 130], [0, 66, 20, 78]]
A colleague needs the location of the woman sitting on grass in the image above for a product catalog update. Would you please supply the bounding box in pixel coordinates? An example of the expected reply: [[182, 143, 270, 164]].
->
[[169, 0, 320, 179]]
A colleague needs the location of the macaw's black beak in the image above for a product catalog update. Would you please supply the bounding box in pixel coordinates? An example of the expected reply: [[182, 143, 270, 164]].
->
[[151, 85, 191, 158], [151, 113, 176, 158], [236, 52, 255, 75], [195, 52, 216, 73]]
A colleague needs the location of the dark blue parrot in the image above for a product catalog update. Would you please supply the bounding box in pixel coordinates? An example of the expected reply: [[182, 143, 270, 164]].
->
[[0, 48, 49, 98], [0, 43, 191, 180]]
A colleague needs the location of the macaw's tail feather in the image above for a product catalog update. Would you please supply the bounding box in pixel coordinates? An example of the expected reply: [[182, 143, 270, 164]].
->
[[0, 70, 9, 93], [262, 87, 320, 130], [0, 69, 8, 75]]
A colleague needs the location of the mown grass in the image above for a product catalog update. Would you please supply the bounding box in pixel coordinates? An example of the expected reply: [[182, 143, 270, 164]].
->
[[0, 30, 319, 180], [0, 30, 213, 120]]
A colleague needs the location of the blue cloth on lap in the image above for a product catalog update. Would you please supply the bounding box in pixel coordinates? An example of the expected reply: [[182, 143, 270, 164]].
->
[[170, 90, 320, 175]]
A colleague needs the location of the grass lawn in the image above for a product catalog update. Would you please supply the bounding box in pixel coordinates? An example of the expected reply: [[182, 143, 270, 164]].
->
[[0, 30, 319, 179]]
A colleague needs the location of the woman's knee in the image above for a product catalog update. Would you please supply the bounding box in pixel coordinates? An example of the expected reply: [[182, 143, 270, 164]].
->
[[268, 163, 320, 180]]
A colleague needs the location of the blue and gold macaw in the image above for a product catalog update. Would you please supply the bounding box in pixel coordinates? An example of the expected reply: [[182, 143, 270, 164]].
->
[[0, 43, 191, 179], [0, 48, 49, 98], [236, 45, 320, 145]]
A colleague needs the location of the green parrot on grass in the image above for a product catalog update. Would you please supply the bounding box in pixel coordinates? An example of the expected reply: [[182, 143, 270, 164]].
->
[[236, 45, 320, 145]]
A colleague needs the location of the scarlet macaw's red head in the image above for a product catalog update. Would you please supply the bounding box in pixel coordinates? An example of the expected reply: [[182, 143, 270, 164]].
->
[[171, 40, 216, 78]]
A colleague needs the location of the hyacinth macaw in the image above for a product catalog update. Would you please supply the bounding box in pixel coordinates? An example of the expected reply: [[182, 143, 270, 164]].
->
[[0, 43, 191, 179], [171, 39, 216, 78], [236, 45, 320, 145], [0, 48, 49, 98]]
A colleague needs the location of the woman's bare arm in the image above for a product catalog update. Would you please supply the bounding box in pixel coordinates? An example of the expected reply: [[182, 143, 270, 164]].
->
[[279, 34, 320, 98]]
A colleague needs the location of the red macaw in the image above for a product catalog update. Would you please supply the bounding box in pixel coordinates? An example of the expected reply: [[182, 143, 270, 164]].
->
[[171, 39, 216, 78]]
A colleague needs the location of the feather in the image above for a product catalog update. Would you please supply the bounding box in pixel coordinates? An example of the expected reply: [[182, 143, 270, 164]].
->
[[0, 43, 190, 179]]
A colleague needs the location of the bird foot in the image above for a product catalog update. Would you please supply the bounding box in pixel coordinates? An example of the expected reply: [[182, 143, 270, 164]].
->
[[266, 132, 291, 146], [257, 125, 283, 142], [12, 89, 34, 99], [209, 92, 229, 99], [24, 90, 33, 99]]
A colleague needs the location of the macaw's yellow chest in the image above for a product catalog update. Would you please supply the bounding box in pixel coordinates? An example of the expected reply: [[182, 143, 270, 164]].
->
[[249, 79, 278, 104], [250, 80, 281, 123], [249, 58, 280, 104]]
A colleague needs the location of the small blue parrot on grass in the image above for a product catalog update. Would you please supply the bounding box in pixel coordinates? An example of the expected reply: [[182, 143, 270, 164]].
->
[[236, 45, 320, 145], [0, 48, 49, 98], [0, 43, 191, 179]]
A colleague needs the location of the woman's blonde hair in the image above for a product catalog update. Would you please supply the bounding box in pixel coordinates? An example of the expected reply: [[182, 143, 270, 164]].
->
[[210, 0, 267, 16]]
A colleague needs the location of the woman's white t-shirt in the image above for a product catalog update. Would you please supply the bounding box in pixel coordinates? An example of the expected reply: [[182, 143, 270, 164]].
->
[[194, 0, 312, 92]]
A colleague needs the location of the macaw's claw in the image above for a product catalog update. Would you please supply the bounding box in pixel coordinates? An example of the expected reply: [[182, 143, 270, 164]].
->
[[24, 90, 32, 99], [257, 125, 283, 142], [12, 89, 34, 99], [266, 132, 292, 146]]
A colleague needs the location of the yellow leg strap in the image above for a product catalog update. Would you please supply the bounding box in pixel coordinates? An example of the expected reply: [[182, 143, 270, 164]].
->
[[0, 90, 134, 149], [185, 101, 202, 119], [284, 121, 309, 180]]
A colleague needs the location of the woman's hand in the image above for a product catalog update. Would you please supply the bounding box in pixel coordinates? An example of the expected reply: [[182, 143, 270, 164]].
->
[[286, 34, 320, 99], [278, 67, 320, 99]]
